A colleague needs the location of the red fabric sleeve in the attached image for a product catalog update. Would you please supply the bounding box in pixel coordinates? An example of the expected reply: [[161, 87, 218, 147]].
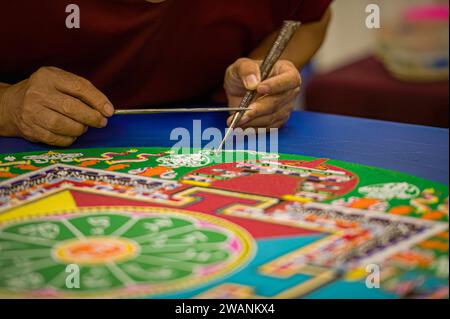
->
[[274, 0, 333, 23]]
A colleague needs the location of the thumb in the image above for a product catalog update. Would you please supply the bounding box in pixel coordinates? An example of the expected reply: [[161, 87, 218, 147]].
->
[[233, 58, 261, 90]]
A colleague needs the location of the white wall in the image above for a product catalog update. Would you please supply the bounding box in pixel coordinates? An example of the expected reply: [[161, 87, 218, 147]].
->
[[313, 0, 445, 72]]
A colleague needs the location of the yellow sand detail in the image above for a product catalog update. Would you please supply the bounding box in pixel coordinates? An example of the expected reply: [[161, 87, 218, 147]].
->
[[181, 180, 211, 187], [0, 190, 77, 222], [281, 195, 313, 203]]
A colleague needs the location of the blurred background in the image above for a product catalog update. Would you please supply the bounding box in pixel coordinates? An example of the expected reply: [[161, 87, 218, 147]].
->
[[302, 0, 449, 128]]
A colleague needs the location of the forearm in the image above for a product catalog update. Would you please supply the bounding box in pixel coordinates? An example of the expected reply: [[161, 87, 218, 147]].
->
[[250, 8, 332, 69]]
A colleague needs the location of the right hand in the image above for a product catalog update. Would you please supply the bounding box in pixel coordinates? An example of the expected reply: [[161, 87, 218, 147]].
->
[[0, 66, 114, 146]]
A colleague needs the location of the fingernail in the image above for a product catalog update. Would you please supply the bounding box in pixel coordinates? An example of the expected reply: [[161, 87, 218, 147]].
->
[[244, 75, 259, 90], [101, 118, 108, 127], [258, 84, 271, 95], [104, 102, 115, 117], [239, 115, 250, 126]]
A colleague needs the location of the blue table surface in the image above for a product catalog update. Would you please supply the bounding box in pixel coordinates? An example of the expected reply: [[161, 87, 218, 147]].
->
[[0, 111, 448, 185]]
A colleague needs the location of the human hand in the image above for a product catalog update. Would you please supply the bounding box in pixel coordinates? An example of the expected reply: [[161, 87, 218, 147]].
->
[[0, 67, 113, 146], [224, 58, 301, 129]]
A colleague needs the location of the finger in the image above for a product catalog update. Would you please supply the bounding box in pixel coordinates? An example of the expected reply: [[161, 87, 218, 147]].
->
[[272, 119, 289, 129], [242, 103, 294, 129], [226, 90, 264, 118], [237, 88, 299, 125], [226, 110, 247, 127], [46, 92, 108, 128], [243, 112, 291, 129], [226, 93, 284, 126], [228, 58, 262, 90], [257, 62, 301, 95], [226, 92, 293, 127], [36, 105, 87, 137], [28, 123, 77, 147], [46, 67, 114, 117]]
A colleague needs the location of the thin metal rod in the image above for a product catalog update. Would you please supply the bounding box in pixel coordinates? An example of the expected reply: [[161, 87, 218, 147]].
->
[[114, 107, 250, 115], [216, 20, 302, 153]]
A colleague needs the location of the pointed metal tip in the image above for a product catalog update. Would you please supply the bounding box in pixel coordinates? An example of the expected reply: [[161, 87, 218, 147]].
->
[[214, 142, 225, 155]]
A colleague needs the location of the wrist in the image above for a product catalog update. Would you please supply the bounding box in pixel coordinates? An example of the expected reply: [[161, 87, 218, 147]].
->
[[0, 84, 19, 137]]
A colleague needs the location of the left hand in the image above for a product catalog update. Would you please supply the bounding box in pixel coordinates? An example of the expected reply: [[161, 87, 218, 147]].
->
[[224, 58, 301, 129]]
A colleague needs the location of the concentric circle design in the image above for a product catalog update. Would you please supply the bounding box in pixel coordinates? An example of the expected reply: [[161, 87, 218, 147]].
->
[[0, 207, 254, 298], [53, 237, 139, 265]]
